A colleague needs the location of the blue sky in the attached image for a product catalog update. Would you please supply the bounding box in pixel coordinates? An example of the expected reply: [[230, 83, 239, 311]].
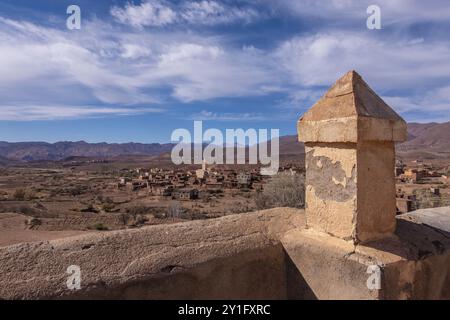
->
[[0, 0, 449, 143]]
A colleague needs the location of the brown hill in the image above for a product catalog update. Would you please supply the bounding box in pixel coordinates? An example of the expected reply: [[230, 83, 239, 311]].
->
[[397, 122, 450, 160], [402, 122, 450, 148]]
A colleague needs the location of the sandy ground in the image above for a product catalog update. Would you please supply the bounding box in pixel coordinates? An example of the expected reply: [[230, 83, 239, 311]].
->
[[0, 213, 92, 247]]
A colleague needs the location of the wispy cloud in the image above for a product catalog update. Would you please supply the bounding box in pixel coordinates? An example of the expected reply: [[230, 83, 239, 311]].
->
[[275, 32, 450, 90], [111, 0, 177, 28], [0, 105, 162, 121], [155, 43, 279, 102], [190, 110, 267, 121], [0, 16, 279, 119], [179, 0, 259, 25], [384, 85, 450, 121], [1, 1, 450, 123], [111, 0, 260, 28]]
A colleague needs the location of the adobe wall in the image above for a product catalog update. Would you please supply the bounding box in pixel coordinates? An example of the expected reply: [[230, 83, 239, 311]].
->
[[0, 206, 449, 300], [282, 211, 450, 300], [65, 244, 287, 300], [0, 208, 305, 300]]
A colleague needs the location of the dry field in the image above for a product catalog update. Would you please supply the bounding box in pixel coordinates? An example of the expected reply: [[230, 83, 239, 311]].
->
[[0, 164, 258, 247], [0, 152, 447, 248]]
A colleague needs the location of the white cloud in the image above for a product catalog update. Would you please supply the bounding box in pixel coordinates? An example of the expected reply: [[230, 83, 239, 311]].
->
[[111, 1, 177, 28], [2, 1, 450, 122], [383, 95, 450, 122], [180, 1, 258, 25], [121, 43, 153, 59], [0, 16, 280, 119], [152, 42, 278, 102], [0, 105, 162, 121], [385, 85, 450, 115], [190, 110, 267, 121], [111, 0, 259, 28], [158, 43, 222, 63], [272, 30, 450, 119], [274, 32, 450, 91], [0, 18, 158, 106]]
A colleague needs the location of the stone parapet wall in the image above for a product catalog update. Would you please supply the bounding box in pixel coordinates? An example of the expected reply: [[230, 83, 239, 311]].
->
[[0, 208, 304, 300], [0, 207, 449, 300]]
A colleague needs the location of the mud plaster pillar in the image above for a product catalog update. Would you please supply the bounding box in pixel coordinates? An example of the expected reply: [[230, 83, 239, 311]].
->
[[297, 71, 407, 244]]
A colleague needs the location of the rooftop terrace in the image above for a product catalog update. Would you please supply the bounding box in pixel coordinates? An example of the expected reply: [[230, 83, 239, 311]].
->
[[1, 71, 449, 300]]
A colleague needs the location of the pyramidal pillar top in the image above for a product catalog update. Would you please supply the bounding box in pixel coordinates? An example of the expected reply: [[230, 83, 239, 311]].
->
[[298, 71, 407, 244]]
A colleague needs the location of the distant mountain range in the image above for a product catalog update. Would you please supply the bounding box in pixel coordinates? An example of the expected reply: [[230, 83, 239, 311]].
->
[[400, 122, 450, 150], [396, 122, 450, 160], [0, 122, 449, 162], [0, 141, 174, 162]]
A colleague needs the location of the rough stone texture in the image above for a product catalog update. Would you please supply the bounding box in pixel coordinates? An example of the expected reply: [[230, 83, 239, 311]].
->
[[287, 71, 449, 299], [304, 141, 397, 243], [0, 208, 304, 300], [300, 71, 402, 121], [282, 228, 376, 299], [299, 70, 406, 243], [356, 141, 397, 242], [0, 206, 448, 300], [400, 206, 450, 237], [379, 213, 450, 300], [282, 211, 450, 300], [297, 71, 407, 143], [304, 143, 357, 240]]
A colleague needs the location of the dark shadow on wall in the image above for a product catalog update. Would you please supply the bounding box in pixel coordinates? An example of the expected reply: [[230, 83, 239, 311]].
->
[[284, 250, 317, 300]]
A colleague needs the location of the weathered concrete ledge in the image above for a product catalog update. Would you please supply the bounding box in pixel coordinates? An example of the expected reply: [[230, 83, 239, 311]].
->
[[0, 207, 449, 300], [282, 210, 450, 300], [0, 208, 304, 300]]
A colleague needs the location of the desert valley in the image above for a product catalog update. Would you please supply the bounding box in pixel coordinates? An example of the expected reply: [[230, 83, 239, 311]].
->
[[1, 122, 449, 247]]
